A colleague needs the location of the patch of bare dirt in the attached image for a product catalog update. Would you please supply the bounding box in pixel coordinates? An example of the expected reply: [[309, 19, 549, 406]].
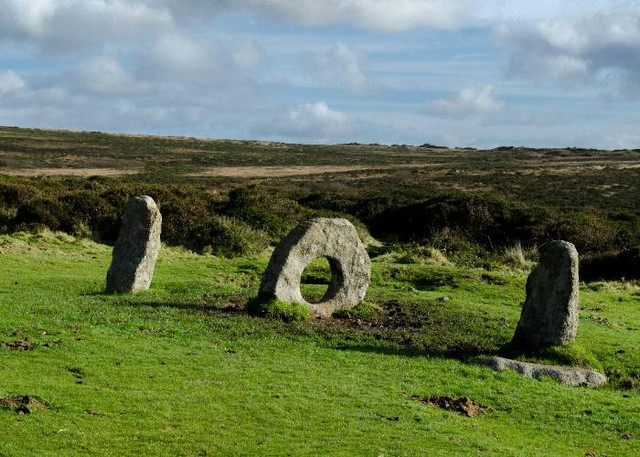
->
[[0, 338, 34, 351], [411, 395, 488, 417], [0, 395, 48, 414], [0, 168, 140, 177]]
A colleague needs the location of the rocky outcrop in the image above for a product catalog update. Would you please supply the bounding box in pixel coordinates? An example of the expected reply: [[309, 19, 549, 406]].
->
[[513, 240, 579, 349], [106, 196, 162, 294], [259, 218, 370, 318]]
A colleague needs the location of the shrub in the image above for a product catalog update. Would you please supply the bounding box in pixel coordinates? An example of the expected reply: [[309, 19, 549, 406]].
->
[[14, 198, 67, 231], [370, 192, 621, 257], [207, 215, 270, 257], [226, 186, 307, 239], [581, 248, 640, 281]]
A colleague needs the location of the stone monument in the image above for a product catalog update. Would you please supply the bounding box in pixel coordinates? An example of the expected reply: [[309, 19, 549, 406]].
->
[[259, 218, 370, 318], [512, 240, 579, 349], [106, 196, 162, 294]]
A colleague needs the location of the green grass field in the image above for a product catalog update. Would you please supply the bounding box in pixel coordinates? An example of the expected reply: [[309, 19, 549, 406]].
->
[[1, 231, 638, 456]]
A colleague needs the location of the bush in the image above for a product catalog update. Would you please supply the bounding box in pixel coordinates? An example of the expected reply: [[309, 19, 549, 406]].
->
[[0, 176, 637, 276], [226, 186, 307, 239], [369, 192, 621, 257], [207, 215, 270, 257], [581, 248, 640, 281], [14, 198, 67, 231]]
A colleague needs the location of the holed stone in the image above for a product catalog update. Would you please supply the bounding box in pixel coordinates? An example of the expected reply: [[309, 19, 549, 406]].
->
[[259, 218, 370, 318]]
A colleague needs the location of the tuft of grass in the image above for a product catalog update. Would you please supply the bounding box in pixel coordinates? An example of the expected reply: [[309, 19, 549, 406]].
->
[[371, 243, 452, 266], [247, 298, 310, 322], [397, 245, 452, 266], [502, 343, 603, 372], [584, 280, 640, 294], [502, 242, 535, 269]]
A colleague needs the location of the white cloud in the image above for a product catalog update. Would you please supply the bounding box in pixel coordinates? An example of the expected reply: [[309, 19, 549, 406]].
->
[[137, 34, 271, 93], [242, 0, 468, 32], [545, 55, 590, 79], [499, 9, 640, 93], [233, 42, 266, 70], [0, 0, 469, 55], [597, 132, 640, 150], [472, 0, 619, 23], [308, 43, 367, 91], [0, 70, 26, 94], [142, 33, 215, 81], [0, 0, 173, 52], [154, 0, 469, 32], [425, 86, 505, 118], [259, 102, 355, 140], [68, 57, 142, 94]]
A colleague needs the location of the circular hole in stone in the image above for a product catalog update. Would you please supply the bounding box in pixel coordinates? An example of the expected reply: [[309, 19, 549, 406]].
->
[[300, 257, 335, 304]]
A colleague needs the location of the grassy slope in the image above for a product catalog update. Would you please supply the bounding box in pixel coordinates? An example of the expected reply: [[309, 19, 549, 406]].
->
[[1, 232, 638, 456]]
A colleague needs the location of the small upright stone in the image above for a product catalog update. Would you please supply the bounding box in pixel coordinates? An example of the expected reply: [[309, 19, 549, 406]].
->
[[513, 240, 579, 349], [106, 196, 161, 294]]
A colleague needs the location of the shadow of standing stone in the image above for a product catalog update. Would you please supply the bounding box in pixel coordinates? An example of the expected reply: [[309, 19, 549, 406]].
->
[[513, 240, 579, 349], [106, 196, 161, 294]]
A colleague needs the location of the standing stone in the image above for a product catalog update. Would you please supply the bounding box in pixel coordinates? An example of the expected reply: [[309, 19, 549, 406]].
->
[[512, 240, 579, 349], [259, 218, 370, 318], [106, 196, 161, 294]]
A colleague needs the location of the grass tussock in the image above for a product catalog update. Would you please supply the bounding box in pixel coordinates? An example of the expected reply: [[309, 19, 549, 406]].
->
[[247, 298, 310, 322], [502, 242, 536, 270], [502, 343, 603, 372]]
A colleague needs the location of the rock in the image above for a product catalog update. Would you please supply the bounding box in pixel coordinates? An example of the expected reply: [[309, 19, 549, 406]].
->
[[513, 240, 579, 349], [106, 196, 162, 294], [479, 356, 607, 388], [259, 218, 370, 318]]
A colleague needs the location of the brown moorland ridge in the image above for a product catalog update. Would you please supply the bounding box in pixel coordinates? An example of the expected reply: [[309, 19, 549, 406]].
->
[[0, 125, 639, 211]]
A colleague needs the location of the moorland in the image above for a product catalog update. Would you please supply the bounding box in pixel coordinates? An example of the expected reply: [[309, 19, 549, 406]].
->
[[0, 126, 638, 455]]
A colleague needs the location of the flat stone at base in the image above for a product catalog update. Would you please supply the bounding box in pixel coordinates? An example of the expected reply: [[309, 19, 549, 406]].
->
[[478, 356, 607, 388], [106, 195, 162, 294]]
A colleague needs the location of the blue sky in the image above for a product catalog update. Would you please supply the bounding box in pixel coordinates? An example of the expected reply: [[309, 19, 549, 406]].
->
[[1, 0, 640, 148]]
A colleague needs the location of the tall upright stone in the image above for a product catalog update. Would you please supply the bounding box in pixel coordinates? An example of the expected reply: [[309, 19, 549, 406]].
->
[[106, 196, 162, 294], [512, 240, 579, 349]]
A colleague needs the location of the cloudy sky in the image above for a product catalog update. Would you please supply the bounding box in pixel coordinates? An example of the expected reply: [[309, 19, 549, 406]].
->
[[2, 0, 640, 148]]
